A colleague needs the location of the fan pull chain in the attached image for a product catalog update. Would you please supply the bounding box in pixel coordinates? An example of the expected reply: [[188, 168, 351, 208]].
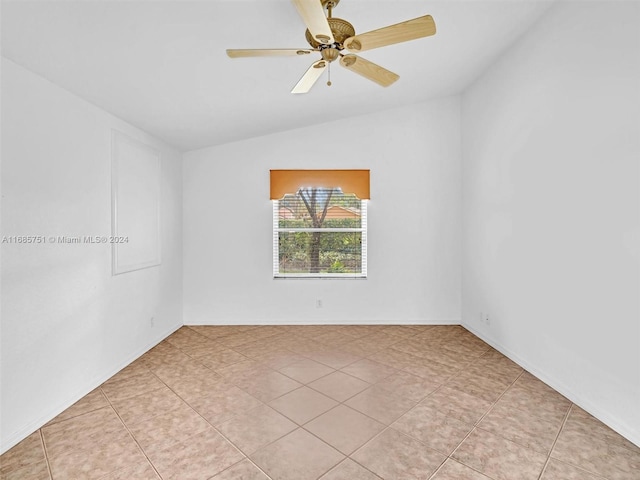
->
[[327, 62, 332, 87]]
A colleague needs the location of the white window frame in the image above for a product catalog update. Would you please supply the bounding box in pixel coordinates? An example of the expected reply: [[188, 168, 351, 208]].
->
[[273, 199, 367, 279]]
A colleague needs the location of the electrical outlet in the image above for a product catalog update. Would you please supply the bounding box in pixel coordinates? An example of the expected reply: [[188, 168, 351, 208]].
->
[[316, 299, 323, 308], [150, 317, 155, 328]]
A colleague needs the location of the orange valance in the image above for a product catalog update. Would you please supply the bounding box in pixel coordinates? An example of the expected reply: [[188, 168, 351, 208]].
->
[[270, 169, 370, 200]]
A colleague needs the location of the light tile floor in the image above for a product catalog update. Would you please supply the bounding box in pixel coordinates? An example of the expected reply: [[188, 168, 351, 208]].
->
[[2, 325, 639, 480]]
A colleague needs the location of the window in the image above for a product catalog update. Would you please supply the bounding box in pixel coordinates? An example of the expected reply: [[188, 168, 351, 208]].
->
[[270, 170, 369, 279]]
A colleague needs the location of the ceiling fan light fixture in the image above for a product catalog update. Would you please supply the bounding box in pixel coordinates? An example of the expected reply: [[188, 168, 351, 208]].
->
[[320, 48, 340, 63]]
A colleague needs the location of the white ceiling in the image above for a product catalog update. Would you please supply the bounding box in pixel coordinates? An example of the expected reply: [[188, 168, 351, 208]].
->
[[1, 0, 555, 151]]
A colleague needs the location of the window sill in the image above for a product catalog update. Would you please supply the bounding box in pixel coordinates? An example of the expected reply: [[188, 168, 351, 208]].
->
[[274, 274, 367, 280]]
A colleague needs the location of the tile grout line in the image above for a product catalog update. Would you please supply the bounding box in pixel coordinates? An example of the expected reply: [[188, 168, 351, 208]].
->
[[536, 402, 574, 480], [38, 398, 150, 479], [471, 364, 571, 453], [99, 386, 165, 480], [345, 425, 396, 479], [535, 405, 613, 480], [204, 457, 274, 480], [267, 426, 346, 479], [473, 368, 525, 425], [441, 369, 526, 478], [41, 388, 112, 428], [38, 428, 54, 480], [427, 456, 499, 480]]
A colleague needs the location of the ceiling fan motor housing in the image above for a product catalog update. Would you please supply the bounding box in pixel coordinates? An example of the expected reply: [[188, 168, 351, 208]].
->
[[305, 17, 356, 50]]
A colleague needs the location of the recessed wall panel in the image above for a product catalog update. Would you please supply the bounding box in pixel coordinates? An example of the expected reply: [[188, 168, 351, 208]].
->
[[111, 130, 161, 274]]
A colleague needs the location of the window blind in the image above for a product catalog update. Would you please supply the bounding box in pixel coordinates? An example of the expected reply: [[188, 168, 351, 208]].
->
[[273, 189, 367, 278]]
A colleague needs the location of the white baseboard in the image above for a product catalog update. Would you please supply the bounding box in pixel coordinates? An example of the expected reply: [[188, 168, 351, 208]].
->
[[185, 318, 462, 326], [462, 322, 640, 448], [0, 322, 182, 454]]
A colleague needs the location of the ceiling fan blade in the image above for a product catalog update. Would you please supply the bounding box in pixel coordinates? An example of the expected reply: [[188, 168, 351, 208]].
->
[[339, 54, 399, 87], [344, 15, 436, 52], [291, 59, 327, 94], [291, 0, 334, 45], [226, 49, 315, 58]]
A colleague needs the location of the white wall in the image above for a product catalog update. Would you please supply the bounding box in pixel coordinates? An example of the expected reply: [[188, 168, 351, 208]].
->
[[0, 58, 183, 453], [183, 96, 461, 325], [461, 1, 640, 445]]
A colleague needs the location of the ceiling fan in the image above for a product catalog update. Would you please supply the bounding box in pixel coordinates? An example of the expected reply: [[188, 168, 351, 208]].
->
[[226, 0, 436, 94]]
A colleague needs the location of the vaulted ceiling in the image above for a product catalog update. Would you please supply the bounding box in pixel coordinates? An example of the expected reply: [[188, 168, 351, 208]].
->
[[1, 0, 555, 151]]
